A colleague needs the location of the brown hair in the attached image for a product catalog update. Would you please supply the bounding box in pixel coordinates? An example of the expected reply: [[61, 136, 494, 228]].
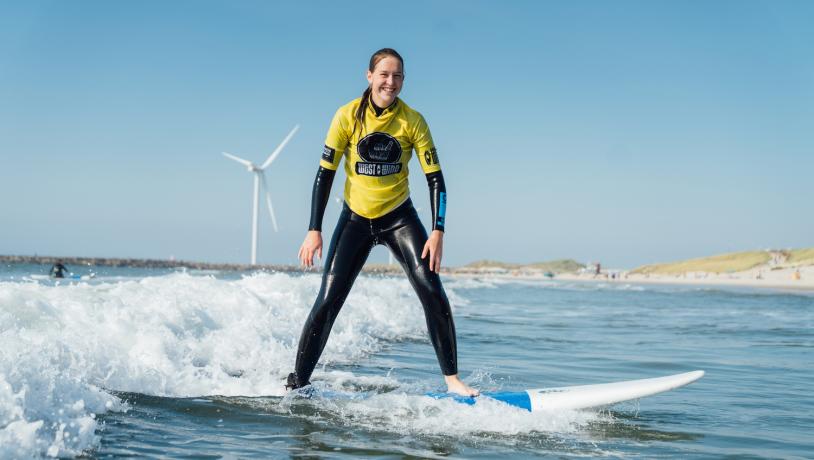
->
[[353, 48, 404, 135]]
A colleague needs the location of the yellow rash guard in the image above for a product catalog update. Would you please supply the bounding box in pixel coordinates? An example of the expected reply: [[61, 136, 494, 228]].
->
[[319, 97, 441, 219]]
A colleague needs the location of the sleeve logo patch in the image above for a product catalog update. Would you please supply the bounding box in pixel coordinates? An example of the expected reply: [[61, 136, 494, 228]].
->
[[423, 147, 439, 166], [322, 145, 336, 163]]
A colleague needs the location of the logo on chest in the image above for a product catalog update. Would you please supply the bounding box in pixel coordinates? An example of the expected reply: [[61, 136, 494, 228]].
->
[[355, 132, 403, 176]]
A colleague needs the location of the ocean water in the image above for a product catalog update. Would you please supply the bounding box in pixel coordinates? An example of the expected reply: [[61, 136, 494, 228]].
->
[[0, 264, 812, 459]]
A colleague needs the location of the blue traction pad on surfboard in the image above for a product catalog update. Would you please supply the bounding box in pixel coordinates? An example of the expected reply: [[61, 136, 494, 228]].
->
[[425, 391, 532, 411]]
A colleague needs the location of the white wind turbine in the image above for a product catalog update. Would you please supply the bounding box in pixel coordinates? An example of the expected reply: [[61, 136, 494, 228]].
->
[[222, 125, 299, 265]]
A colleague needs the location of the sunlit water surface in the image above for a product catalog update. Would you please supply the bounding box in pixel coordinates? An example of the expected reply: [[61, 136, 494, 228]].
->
[[1, 264, 812, 458]]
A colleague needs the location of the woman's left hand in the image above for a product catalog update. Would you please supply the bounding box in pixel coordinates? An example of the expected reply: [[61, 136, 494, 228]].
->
[[421, 230, 444, 273]]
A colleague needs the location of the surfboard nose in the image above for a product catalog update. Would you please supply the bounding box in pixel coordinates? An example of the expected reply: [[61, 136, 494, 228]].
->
[[682, 370, 705, 384], [526, 370, 706, 411]]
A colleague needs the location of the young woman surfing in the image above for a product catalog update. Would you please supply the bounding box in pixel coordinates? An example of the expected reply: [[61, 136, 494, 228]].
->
[[288, 48, 478, 397]]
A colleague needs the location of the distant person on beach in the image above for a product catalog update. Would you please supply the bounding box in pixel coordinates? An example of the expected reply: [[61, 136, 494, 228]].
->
[[288, 48, 478, 397], [49, 261, 69, 278]]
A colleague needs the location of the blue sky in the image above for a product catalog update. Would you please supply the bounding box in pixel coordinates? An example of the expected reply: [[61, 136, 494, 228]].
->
[[1, 0, 812, 268]]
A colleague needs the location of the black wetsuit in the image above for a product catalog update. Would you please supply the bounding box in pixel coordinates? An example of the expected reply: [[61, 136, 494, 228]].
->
[[50, 263, 68, 278], [290, 198, 456, 388], [289, 100, 455, 389]]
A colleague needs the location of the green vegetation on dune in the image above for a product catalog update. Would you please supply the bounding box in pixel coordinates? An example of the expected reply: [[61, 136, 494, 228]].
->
[[523, 259, 585, 273], [631, 251, 771, 275], [464, 259, 583, 273], [464, 260, 517, 269], [788, 248, 814, 266]]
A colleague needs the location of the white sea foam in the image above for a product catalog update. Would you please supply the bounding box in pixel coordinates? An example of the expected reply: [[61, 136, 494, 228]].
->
[[342, 393, 601, 437], [274, 385, 603, 441], [445, 275, 649, 293], [443, 276, 501, 290], [0, 272, 442, 457], [242, 367, 607, 445]]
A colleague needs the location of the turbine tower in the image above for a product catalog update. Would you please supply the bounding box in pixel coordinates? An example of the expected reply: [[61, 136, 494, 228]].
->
[[223, 125, 299, 265]]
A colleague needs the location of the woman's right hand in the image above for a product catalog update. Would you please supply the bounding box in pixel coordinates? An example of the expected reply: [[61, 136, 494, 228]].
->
[[298, 230, 323, 268]]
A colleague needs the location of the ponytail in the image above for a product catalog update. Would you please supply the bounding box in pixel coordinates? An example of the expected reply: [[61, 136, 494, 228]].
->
[[353, 86, 373, 137]]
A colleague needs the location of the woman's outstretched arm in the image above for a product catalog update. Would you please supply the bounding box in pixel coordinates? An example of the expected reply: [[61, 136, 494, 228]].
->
[[299, 166, 336, 267], [421, 171, 446, 273]]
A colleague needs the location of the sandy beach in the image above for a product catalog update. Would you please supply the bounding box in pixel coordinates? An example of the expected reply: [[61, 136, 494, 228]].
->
[[555, 265, 814, 291], [8, 254, 813, 292]]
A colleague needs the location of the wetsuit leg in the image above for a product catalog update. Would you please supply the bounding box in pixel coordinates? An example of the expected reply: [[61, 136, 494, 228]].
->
[[293, 207, 374, 386], [380, 207, 458, 376]]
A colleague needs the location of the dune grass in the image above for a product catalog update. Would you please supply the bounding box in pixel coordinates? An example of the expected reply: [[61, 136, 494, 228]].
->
[[464, 260, 517, 269], [631, 251, 771, 275], [523, 259, 585, 273], [788, 248, 814, 265], [464, 259, 583, 273]]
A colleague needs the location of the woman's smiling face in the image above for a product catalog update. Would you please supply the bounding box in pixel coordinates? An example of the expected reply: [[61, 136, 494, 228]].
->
[[366, 56, 404, 108]]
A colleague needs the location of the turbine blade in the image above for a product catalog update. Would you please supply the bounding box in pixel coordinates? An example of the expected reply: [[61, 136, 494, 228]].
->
[[260, 124, 299, 170], [259, 173, 278, 232], [222, 152, 253, 168]]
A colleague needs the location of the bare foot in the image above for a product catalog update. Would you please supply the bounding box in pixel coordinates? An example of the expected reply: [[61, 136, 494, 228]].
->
[[444, 374, 479, 397]]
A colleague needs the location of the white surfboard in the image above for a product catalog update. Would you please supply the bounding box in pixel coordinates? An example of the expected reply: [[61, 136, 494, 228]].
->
[[428, 370, 704, 411]]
